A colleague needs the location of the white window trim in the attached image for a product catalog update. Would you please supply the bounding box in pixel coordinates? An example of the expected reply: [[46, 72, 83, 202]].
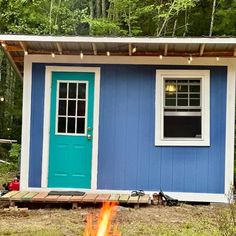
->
[[155, 70, 210, 146], [55, 80, 88, 136]]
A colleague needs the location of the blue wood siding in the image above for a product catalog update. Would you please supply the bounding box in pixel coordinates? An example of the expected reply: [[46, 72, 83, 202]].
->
[[28, 64, 227, 193], [29, 64, 45, 187]]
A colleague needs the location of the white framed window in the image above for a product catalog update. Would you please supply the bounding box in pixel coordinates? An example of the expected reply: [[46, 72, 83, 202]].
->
[[56, 80, 88, 136], [155, 70, 210, 146]]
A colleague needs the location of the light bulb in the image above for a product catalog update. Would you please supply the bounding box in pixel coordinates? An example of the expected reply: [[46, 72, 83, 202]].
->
[[159, 55, 163, 60], [106, 51, 110, 56], [51, 52, 55, 58], [80, 51, 84, 59], [132, 47, 137, 53]]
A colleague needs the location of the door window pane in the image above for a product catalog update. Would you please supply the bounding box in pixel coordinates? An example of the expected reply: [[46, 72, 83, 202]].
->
[[58, 100, 66, 115], [68, 100, 76, 116], [67, 118, 75, 133], [77, 101, 85, 116], [77, 118, 85, 133], [69, 83, 77, 98], [58, 117, 66, 133], [78, 83, 86, 99], [59, 83, 67, 98]]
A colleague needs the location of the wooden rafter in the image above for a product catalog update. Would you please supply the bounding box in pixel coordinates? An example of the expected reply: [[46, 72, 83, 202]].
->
[[164, 44, 168, 56], [233, 46, 236, 57], [0, 43, 23, 79], [92, 43, 97, 55], [12, 56, 24, 62], [128, 43, 132, 56], [56, 42, 63, 55], [199, 44, 205, 56], [6, 45, 23, 52], [19, 41, 28, 52]]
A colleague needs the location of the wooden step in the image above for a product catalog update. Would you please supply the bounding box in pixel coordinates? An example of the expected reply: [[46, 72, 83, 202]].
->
[[119, 194, 130, 203], [22, 192, 38, 200], [32, 192, 48, 202], [11, 191, 29, 201], [0, 191, 19, 200]]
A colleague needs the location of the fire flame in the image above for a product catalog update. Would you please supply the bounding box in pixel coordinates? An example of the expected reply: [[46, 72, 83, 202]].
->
[[84, 202, 121, 236]]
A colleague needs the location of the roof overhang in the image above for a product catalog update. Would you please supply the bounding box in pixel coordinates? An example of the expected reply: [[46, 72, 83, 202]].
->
[[1, 34, 236, 79]]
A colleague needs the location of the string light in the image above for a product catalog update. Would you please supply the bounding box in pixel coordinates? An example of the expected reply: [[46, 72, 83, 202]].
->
[[51, 52, 55, 58], [159, 54, 163, 59], [188, 58, 191, 64], [190, 56, 193, 61], [1, 42, 6, 48], [106, 51, 110, 56], [80, 51, 84, 59], [216, 57, 220, 61], [24, 51, 28, 56], [0, 97, 4, 102], [132, 47, 137, 53]]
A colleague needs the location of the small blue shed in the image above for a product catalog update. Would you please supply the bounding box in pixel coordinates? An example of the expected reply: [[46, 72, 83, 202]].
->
[[1, 35, 235, 202]]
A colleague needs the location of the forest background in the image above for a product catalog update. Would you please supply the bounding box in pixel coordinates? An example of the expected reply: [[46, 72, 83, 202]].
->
[[0, 0, 235, 167]]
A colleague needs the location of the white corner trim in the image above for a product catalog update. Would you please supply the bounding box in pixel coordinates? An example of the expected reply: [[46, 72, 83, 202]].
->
[[26, 187, 228, 203], [155, 70, 210, 146], [41, 66, 101, 190], [20, 56, 32, 190], [224, 64, 236, 195]]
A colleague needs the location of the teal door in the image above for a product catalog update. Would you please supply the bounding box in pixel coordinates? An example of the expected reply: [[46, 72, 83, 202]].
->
[[48, 72, 94, 188]]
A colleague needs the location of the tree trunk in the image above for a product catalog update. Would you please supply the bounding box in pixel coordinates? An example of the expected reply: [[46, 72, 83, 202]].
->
[[183, 7, 189, 36], [128, 4, 131, 35], [89, 0, 94, 35], [89, 0, 94, 19], [157, 0, 176, 36], [209, 0, 217, 36], [172, 18, 178, 36], [96, 0, 101, 18], [102, 0, 106, 18], [49, 0, 54, 34]]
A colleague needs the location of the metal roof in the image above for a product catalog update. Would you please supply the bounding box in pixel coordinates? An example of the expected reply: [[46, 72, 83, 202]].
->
[[1, 34, 236, 79]]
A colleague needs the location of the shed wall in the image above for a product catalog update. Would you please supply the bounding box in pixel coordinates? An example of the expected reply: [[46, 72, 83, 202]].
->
[[28, 63, 227, 194]]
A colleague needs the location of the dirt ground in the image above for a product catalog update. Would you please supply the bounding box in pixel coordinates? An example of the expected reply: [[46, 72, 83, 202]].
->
[[0, 202, 227, 236]]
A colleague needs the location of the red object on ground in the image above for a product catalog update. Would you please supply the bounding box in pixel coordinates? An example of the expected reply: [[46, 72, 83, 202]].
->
[[8, 178, 20, 191]]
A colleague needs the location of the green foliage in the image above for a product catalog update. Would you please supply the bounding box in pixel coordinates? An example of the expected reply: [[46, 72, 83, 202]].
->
[[0, 162, 17, 184], [9, 144, 21, 163], [0, 0, 236, 37]]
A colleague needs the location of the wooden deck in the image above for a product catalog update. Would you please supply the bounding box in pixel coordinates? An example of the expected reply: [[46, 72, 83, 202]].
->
[[0, 191, 151, 208]]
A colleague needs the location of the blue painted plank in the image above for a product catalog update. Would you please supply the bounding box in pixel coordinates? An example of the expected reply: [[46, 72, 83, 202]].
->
[[28, 64, 45, 187]]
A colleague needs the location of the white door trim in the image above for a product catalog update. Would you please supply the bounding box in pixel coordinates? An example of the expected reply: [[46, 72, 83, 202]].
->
[[41, 66, 101, 190]]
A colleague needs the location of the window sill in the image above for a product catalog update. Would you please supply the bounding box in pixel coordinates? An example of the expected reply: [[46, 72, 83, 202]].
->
[[155, 138, 210, 147]]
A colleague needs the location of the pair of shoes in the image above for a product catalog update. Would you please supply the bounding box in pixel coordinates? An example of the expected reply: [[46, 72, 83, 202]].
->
[[131, 190, 145, 197]]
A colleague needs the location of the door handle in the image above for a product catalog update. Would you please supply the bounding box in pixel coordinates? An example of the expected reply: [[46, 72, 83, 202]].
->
[[87, 134, 92, 140]]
